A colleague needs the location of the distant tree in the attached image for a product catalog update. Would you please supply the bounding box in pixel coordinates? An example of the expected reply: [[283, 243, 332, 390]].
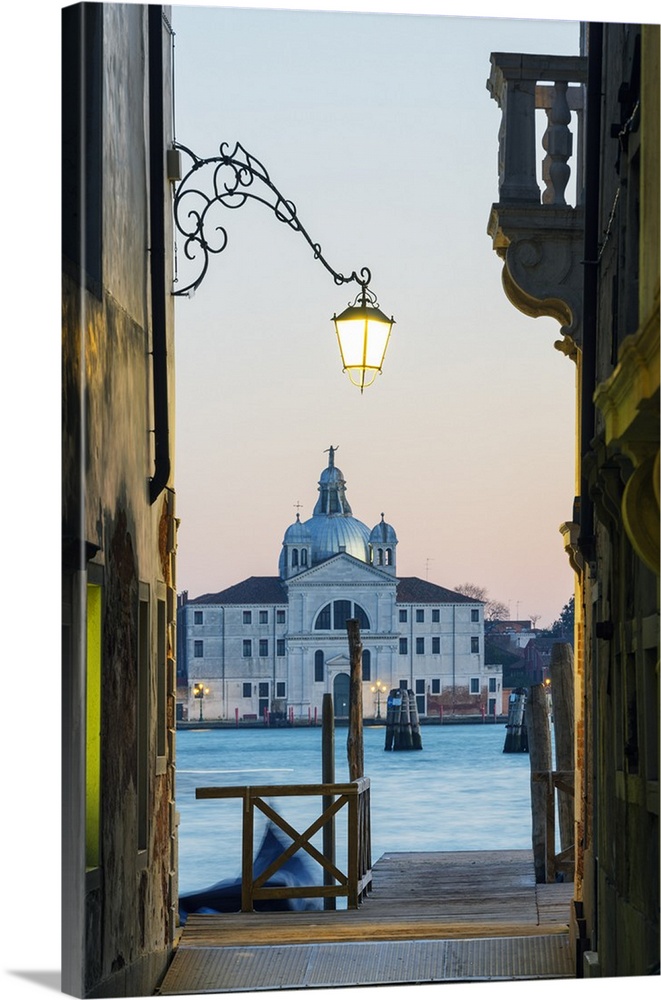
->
[[454, 583, 509, 622], [487, 599, 510, 622], [454, 582, 488, 601], [552, 596, 575, 638], [537, 596, 575, 640], [529, 613, 542, 629]]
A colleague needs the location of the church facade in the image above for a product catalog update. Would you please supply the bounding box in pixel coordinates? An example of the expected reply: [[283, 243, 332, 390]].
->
[[177, 449, 502, 723]]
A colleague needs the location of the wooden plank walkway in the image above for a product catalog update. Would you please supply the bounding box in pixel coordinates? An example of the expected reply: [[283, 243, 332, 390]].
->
[[157, 850, 575, 993]]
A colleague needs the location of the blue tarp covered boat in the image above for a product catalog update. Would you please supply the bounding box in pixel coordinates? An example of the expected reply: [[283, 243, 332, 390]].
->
[[178, 821, 322, 921]]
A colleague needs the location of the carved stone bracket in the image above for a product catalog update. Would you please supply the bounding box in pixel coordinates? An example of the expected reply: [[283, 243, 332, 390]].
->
[[488, 203, 585, 350], [559, 520, 584, 577]]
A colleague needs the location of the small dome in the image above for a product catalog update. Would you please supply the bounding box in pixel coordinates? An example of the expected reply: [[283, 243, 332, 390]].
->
[[369, 513, 398, 545], [319, 463, 343, 485], [283, 513, 312, 544], [279, 513, 313, 578]]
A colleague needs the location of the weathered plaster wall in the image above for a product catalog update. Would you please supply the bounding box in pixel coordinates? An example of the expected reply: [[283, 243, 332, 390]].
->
[[62, 5, 178, 997], [586, 23, 659, 977]]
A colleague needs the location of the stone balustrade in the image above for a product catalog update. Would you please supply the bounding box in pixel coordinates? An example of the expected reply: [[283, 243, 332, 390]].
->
[[486, 53, 588, 355], [488, 53, 587, 207]]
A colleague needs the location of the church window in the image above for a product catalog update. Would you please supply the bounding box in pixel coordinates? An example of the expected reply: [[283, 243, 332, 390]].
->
[[385, 548, 392, 565], [277, 639, 285, 656], [314, 650, 324, 682], [259, 610, 268, 624], [399, 637, 408, 655], [243, 640, 252, 657], [353, 603, 370, 630], [315, 604, 331, 630], [399, 609, 407, 623], [471, 608, 480, 622], [377, 549, 384, 565], [194, 611, 203, 624], [292, 549, 299, 567], [277, 610, 286, 624], [315, 601, 371, 631], [194, 640, 204, 657], [301, 549, 308, 566], [416, 609, 424, 623], [243, 611, 252, 625], [362, 649, 371, 681], [432, 609, 440, 623], [333, 600, 352, 629]]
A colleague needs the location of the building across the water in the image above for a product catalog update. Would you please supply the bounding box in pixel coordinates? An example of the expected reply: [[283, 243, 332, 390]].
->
[[177, 448, 502, 723]]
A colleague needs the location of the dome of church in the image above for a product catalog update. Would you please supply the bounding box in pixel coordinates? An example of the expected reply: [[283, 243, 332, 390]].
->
[[318, 462, 344, 486], [368, 511, 398, 574], [304, 446, 370, 563], [304, 512, 371, 563], [279, 512, 313, 577], [279, 447, 372, 575], [369, 513, 398, 546], [283, 513, 312, 544]]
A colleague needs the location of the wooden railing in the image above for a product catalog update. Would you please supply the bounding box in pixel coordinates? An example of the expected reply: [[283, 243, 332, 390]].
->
[[195, 777, 372, 911], [531, 768, 575, 882]]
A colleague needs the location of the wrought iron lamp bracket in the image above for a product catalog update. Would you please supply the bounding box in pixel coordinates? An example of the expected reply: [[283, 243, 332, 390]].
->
[[171, 140, 372, 297]]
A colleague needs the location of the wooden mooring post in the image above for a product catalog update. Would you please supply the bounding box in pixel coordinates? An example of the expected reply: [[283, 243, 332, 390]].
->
[[528, 682, 553, 883], [321, 692, 336, 910], [550, 642, 574, 857], [384, 687, 423, 750], [503, 687, 528, 753], [346, 619, 364, 781]]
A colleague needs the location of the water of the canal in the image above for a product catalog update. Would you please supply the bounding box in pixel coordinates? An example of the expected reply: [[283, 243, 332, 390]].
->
[[176, 722, 534, 897]]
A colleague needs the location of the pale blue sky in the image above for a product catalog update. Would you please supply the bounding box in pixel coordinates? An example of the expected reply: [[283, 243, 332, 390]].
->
[[172, 3, 581, 625]]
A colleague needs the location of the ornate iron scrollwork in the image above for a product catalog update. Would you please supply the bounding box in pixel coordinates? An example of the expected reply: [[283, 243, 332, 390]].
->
[[171, 140, 371, 297]]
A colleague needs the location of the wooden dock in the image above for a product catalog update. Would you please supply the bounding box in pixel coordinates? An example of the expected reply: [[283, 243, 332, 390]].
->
[[157, 849, 575, 993]]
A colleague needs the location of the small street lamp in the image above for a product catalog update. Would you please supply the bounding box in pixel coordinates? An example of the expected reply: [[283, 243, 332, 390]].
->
[[370, 680, 387, 720], [193, 682, 210, 721], [169, 141, 395, 392], [333, 286, 395, 393]]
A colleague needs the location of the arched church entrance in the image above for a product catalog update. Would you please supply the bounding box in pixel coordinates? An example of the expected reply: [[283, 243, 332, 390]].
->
[[333, 672, 350, 718]]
